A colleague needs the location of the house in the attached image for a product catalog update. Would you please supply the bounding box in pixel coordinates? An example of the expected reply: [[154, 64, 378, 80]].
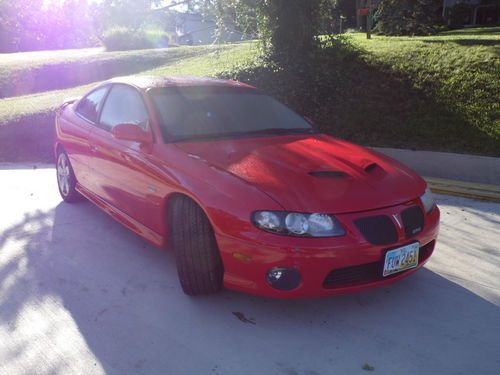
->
[[352, 0, 498, 30], [442, 0, 499, 26]]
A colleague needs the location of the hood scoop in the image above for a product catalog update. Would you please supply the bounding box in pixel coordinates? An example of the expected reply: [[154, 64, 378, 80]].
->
[[364, 162, 386, 178], [309, 170, 349, 178]]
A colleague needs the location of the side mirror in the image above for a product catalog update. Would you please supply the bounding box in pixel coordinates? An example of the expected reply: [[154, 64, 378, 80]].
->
[[111, 123, 152, 143]]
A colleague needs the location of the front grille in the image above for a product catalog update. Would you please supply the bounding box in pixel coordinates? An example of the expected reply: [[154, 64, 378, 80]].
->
[[401, 206, 425, 239], [323, 262, 380, 288], [418, 240, 434, 262], [323, 241, 435, 288], [354, 215, 398, 245]]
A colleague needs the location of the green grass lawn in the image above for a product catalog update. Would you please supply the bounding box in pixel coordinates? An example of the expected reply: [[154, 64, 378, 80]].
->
[[438, 26, 500, 36], [0, 43, 257, 124], [219, 29, 498, 156], [346, 29, 499, 155], [143, 43, 257, 76], [0, 28, 498, 163], [0, 44, 242, 98], [0, 42, 258, 162]]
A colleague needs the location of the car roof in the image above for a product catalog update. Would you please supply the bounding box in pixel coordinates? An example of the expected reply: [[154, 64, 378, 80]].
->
[[105, 76, 256, 91]]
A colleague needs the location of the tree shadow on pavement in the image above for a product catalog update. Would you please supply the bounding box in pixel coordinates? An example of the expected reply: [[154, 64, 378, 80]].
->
[[1, 196, 500, 374]]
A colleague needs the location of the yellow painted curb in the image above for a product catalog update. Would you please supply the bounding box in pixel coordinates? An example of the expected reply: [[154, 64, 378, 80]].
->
[[425, 177, 500, 203]]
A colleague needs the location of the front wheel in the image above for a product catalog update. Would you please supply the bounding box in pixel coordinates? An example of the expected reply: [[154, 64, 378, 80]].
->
[[56, 149, 82, 203], [169, 196, 224, 296]]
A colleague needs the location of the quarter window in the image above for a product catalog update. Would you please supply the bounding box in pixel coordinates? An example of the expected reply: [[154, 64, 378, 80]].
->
[[76, 86, 109, 123], [100, 85, 149, 130]]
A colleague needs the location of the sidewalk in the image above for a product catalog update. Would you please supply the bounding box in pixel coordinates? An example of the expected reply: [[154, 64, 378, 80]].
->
[[1, 167, 499, 375], [1, 147, 499, 202], [375, 147, 500, 202]]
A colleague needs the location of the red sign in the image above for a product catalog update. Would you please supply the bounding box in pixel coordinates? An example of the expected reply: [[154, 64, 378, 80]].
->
[[359, 7, 369, 16]]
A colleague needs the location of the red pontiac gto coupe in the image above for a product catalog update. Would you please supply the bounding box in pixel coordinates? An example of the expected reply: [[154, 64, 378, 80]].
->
[[55, 76, 440, 298]]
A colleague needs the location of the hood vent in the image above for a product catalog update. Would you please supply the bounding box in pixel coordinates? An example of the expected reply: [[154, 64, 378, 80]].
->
[[364, 162, 379, 173], [364, 162, 386, 179], [309, 171, 349, 178]]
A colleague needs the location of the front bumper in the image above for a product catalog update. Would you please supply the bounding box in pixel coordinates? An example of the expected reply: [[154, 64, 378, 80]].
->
[[216, 200, 440, 299]]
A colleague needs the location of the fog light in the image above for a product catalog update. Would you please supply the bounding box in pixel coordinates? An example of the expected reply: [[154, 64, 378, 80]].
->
[[266, 267, 301, 291]]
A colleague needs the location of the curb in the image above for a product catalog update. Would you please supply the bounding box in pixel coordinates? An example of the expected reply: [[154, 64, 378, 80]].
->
[[0, 163, 54, 170], [425, 177, 500, 203], [374, 147, 500, 186], [1, 163, 499, 203]]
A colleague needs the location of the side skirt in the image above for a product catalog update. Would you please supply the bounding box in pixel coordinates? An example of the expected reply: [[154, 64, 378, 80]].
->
[[76, 183, 165, 248]]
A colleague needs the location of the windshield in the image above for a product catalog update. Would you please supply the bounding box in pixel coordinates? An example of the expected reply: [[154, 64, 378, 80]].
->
[[150, 86, 315, 142]]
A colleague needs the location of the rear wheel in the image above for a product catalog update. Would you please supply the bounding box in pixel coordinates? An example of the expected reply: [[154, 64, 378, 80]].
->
[[56, 149, 82, 203], [169, 196, 224, 295]]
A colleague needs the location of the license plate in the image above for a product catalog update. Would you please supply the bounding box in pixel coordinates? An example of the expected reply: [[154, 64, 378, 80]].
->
[[383, 242, 419, 277]]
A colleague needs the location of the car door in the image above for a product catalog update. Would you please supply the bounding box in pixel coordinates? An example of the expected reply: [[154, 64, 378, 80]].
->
[[65, 85, 109, 190], [88, 84, 164, 233]]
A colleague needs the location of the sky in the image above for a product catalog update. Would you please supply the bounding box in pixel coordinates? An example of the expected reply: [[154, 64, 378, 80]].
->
[[42, 0, 189, 11]]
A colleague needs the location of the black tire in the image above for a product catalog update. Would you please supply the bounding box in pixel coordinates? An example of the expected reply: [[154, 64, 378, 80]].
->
[[169, 196, 224, 295], [56, 149, 82, 203]]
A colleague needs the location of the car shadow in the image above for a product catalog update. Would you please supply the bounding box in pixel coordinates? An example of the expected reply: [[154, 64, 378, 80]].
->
[[1, 199, 500, 374]]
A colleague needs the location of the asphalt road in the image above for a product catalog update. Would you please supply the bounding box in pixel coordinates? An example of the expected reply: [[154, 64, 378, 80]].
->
[[1, 166, 499, 375]]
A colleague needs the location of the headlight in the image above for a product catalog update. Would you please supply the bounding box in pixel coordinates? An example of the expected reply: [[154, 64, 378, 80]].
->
[[420, 187, 436, 213], [285, 213, 309, 235], [253, 211, 281, 230], [252, 211, 345, 237]]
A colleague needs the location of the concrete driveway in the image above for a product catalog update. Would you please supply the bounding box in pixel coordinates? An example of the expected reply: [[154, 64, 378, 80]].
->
[[1, 166, 499, 375]]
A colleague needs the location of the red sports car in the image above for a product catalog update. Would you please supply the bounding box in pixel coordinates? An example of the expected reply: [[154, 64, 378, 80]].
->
[[55, 76, 440, 298]]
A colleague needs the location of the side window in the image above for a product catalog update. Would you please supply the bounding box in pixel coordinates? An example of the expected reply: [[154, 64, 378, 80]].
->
[[99, 85, 149, 130], [75, 86, 109, 123]]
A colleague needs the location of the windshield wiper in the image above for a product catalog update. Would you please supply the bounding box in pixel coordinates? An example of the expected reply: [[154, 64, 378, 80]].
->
[[169, 127, 318, 143], [238, 127, 318, 136]]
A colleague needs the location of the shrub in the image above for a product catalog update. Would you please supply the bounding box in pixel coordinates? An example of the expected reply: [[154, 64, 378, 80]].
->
[[217, 33, 500, 156], [101, 27, 169, 51], [217, 37, 360, 121], [374, 0, 441, 36]]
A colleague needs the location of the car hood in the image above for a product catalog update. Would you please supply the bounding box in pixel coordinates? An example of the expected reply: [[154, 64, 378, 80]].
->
[[175, 134, 426, 213]]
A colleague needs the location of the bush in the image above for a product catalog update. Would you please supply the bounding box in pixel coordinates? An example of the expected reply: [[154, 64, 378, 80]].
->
[[374, 0, 441, 36], [217, 37, 360, 121], [101, 27, 169, 51], [0, 0, 99, 52], [217, 33, 500, 156]]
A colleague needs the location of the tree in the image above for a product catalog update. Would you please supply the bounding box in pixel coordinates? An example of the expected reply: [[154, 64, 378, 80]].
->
[[198, 0, 329, 64], [0, 0, 98, 52], [374, 0, 441, 36], [331, 0, 357, 31], [0, 0, 43, 52], [259, 0, 323, 61], [96, 0, 161, 31]]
